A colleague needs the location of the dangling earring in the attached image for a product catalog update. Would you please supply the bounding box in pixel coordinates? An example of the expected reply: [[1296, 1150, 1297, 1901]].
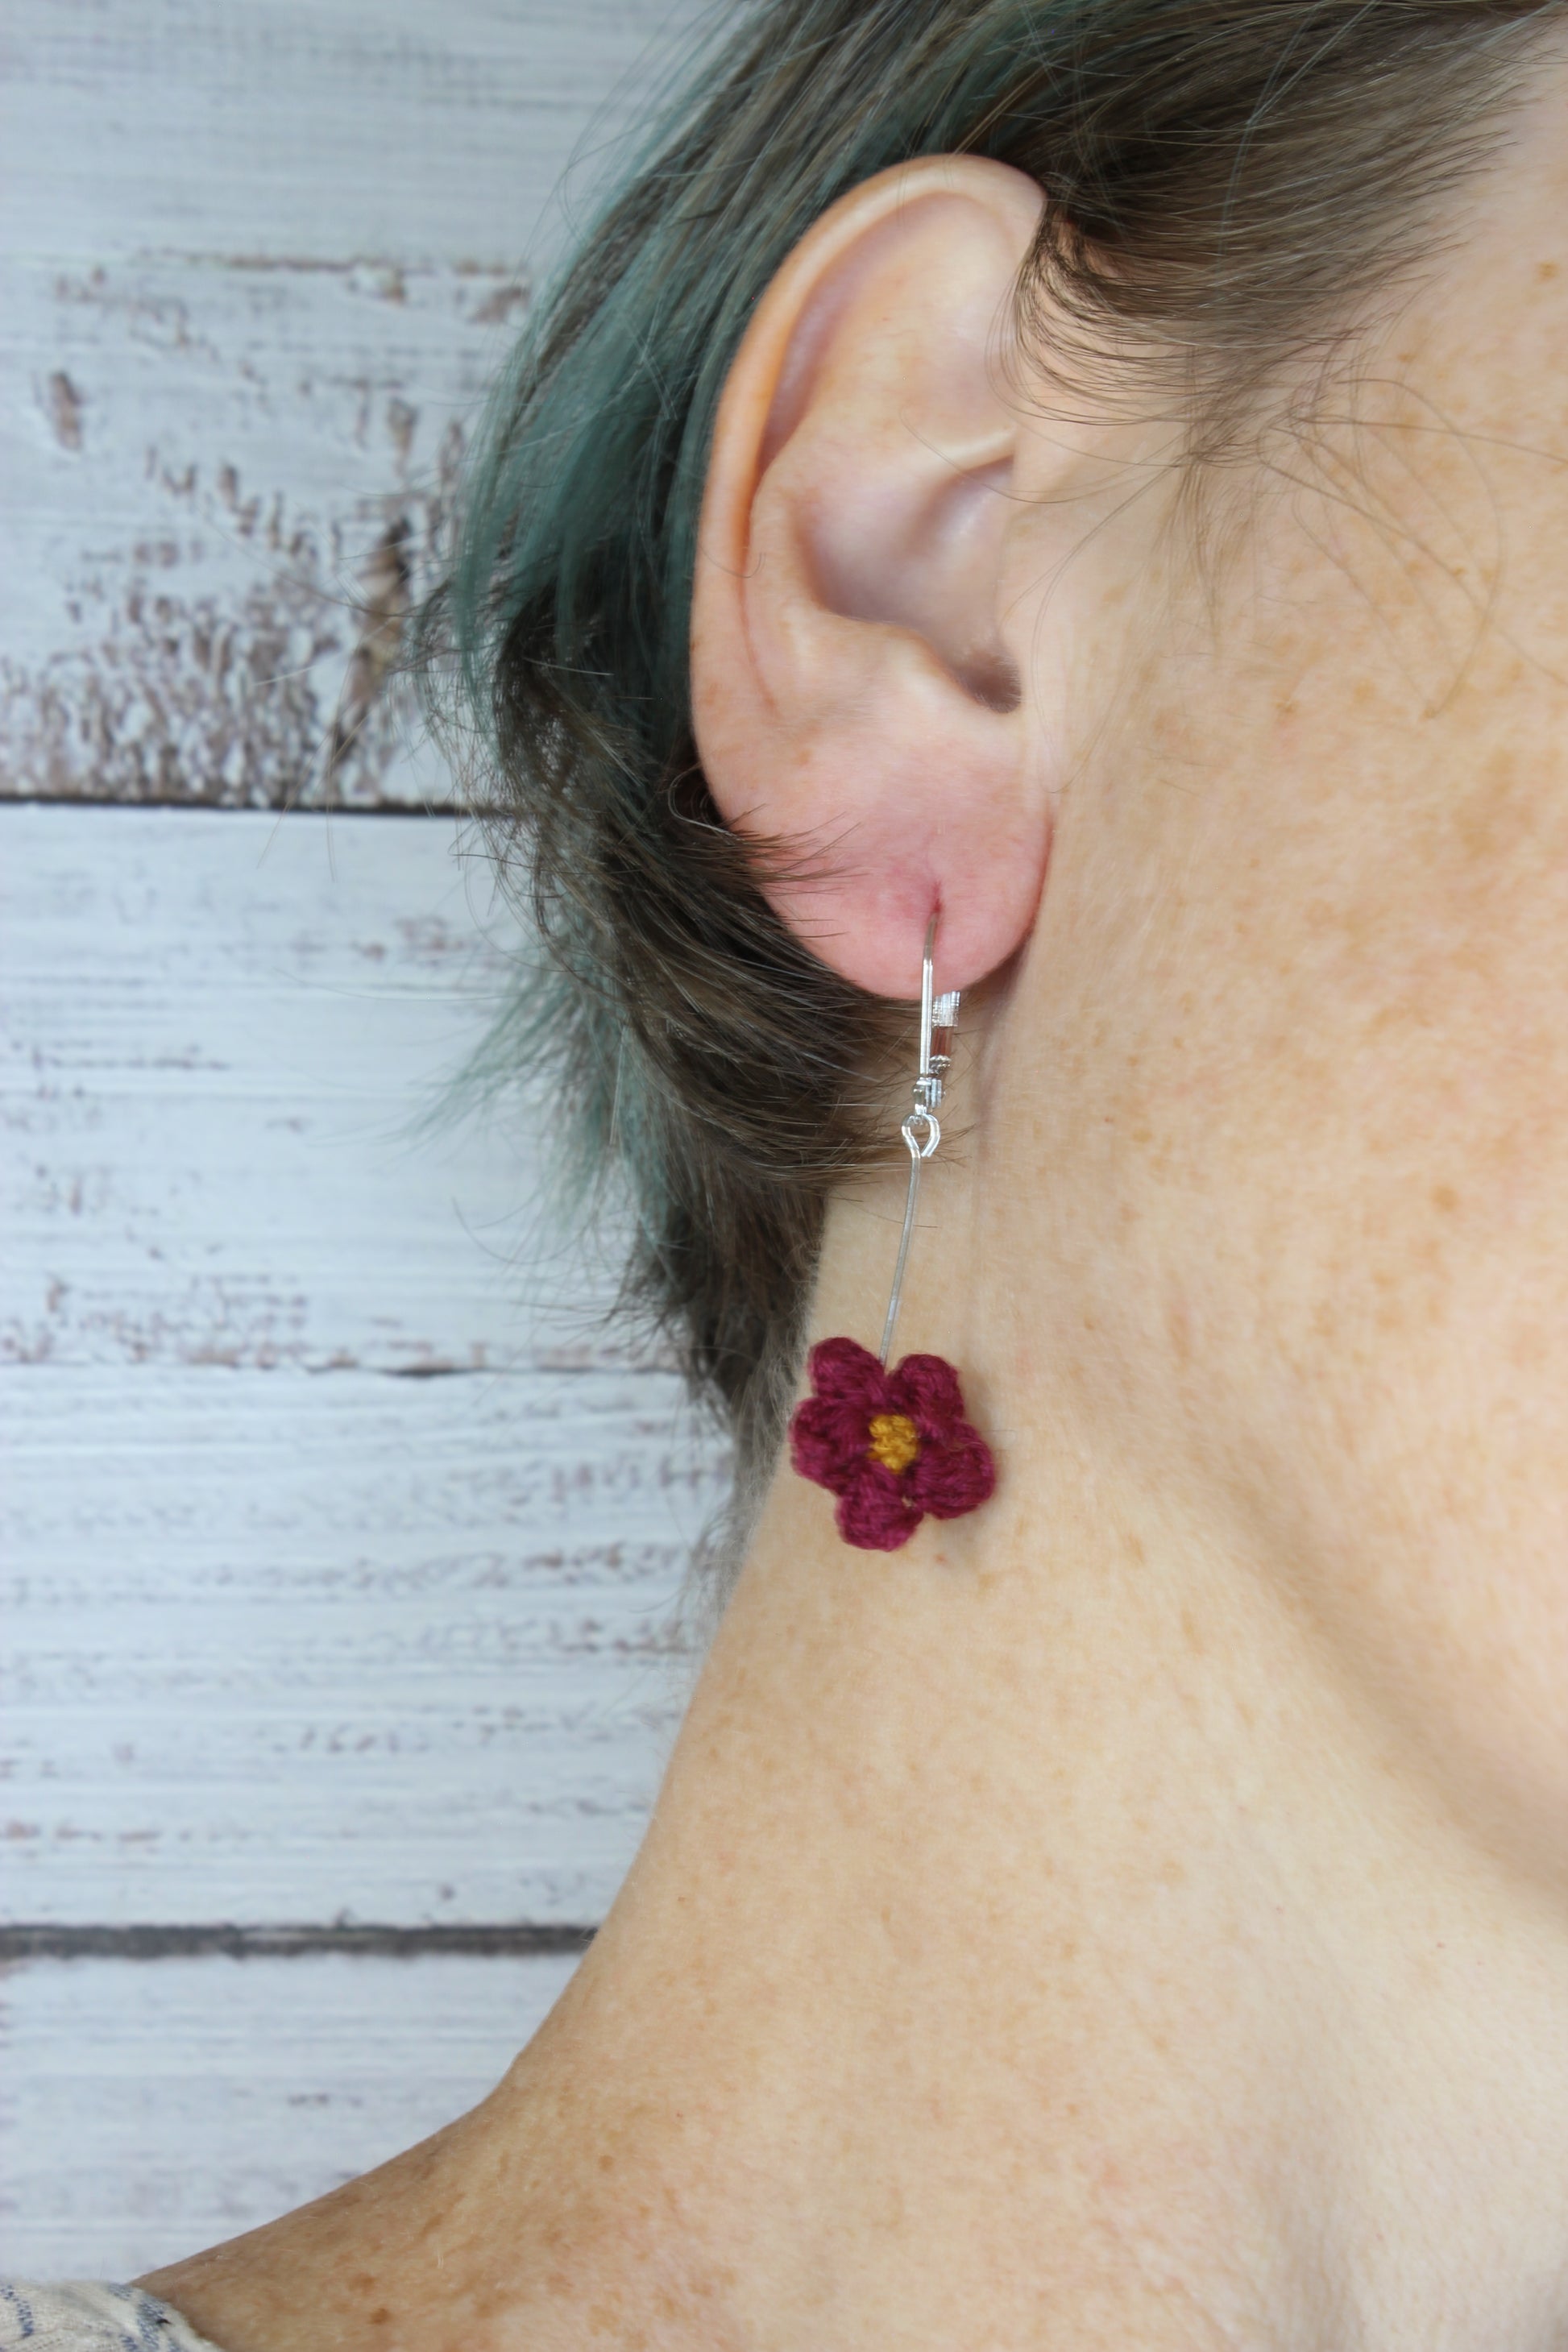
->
[[789, 918, 996, 1552]]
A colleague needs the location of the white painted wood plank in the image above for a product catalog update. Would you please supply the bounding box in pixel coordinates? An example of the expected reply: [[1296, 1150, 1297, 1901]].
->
[[1, 1364, 711, 1927], [1, 803, 638, 1373], [0, 1952, 580, 2279], [1, 0, 707, 804], [0, 251, 507, 806], [1, 805, 727, 1925], [2, 1, 698, 268]]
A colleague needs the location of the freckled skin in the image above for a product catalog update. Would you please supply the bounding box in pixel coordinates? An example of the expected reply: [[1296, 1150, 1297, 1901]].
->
[[1004, 158, 1568, 1871], [146, 55, 1568, 2352]]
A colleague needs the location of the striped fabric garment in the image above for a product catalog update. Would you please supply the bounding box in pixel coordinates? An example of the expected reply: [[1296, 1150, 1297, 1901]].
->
[[0, 2287, 222, 2352]]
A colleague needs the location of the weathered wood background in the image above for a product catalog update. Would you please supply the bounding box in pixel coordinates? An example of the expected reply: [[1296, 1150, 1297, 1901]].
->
[[1, 0, 720, 2279]]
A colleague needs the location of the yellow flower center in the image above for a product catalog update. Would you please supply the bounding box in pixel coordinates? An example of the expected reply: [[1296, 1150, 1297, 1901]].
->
[[865, 1412, 920, 1475]]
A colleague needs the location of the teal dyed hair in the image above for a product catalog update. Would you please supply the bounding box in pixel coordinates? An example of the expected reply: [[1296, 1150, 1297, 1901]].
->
[[428, 0, 1556, 1547]]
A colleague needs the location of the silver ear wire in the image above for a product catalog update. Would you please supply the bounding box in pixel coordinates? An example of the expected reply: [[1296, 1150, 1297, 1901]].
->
[[880, 917, 960, 1366]]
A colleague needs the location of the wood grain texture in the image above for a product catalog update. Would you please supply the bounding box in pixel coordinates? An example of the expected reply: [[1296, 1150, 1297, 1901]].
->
[[2, 806, 724, 1927], [1, 251, 497, 809], [5, 803, 612, 1373], [2, 1, 724, 2257], [3, 1363, 707, 1927], [0, 0, 707, 807], [0, 1951, 581, 2278]]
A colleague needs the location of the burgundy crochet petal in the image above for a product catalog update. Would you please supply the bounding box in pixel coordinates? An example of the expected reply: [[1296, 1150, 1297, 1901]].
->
[[888, 1350, 968, 1432], [835, 1458, 920, 1552], [906, 1425, 996, 1520], [804, 1335, 894, 1411], [790, 1393, 873, 1497]]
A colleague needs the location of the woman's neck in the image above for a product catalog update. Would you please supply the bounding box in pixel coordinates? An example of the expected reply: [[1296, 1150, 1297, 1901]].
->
[[149, 1313, 1568, 2350], [506, 1458, 1567, 2350]]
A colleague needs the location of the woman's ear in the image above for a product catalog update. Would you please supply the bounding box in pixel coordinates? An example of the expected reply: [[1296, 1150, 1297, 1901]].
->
[[691, 156, 1050, 999]]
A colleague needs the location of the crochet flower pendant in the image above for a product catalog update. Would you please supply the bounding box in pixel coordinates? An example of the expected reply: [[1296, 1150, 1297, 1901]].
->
[[789, 923, 996, 1552], [790, 1336, 996, 1552]]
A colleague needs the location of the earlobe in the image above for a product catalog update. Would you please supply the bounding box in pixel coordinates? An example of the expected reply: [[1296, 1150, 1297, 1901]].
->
[[691, 157, 1053, 1000]]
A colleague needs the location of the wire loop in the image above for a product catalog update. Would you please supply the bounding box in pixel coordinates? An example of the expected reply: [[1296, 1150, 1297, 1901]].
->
[[879, 919, 955, 1364], [902, 1108, 940, 1161]]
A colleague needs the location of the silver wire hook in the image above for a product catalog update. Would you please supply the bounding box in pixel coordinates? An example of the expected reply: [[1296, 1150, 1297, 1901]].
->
[[879, 916, 958, 1364]]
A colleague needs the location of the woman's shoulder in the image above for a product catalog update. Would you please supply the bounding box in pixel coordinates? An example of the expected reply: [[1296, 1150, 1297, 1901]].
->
[[0, 2285, 224, 2352]]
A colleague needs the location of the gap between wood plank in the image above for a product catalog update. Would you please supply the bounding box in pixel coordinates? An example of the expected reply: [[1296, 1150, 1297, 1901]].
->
[[0, 796, 467, 819], [0, 1924, 596, 1962]]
